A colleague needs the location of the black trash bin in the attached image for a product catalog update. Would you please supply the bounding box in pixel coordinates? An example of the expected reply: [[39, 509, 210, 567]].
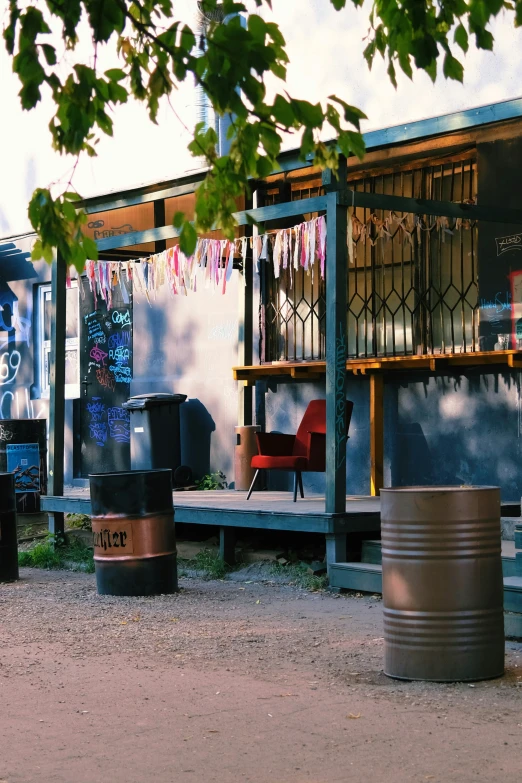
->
[[123, 394, 187, 476], [0, 472, 19, 582]]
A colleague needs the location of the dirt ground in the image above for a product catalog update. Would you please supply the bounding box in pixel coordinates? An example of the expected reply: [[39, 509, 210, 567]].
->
[[1, 569, 521, 783]]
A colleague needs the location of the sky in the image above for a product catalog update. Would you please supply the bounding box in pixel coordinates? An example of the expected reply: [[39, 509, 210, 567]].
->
[[1, 0, 522, 236]]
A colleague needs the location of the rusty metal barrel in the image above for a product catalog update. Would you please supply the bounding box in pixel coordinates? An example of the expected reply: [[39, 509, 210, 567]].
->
[[381, 486, 504, 682], [0, 472, 19, 582], [89, 469, 177, 596], [234, 425, 260, 490]]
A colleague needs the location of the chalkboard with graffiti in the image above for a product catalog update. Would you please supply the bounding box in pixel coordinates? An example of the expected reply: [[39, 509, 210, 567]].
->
[[79, 275, 133, 477]]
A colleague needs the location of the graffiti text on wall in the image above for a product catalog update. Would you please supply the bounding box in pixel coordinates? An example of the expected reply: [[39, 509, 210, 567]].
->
[[85, 309, 132, 387], [87, 398, 130, 446], [0, 388, 45, 420], [495, 233, 522, 256]]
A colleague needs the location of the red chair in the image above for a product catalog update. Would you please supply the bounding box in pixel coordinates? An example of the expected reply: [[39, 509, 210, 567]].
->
[[246, 399, 354, 502]]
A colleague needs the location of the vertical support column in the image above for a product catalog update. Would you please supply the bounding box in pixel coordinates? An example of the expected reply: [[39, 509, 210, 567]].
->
[[237, 192, 255, 427], [48, 252, 67, 537], [325, 158, 348, 514], [220, 526, 236, 566], [370, 373, 384, 496], [153, 198, 167, 254]]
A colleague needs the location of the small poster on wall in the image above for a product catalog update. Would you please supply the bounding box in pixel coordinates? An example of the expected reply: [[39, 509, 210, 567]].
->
[[6, 443, 40, 493]]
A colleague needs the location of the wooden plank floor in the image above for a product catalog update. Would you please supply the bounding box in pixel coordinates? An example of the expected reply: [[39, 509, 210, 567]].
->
[[41, 489, 381, 534]]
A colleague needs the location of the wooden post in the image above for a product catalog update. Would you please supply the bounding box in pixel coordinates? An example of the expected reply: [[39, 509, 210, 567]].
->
[[220, 526, 236, 566], [153, 198, 167, 254], [325, 158, 348, 514], [370, 373, 384, 496], [48, 252, 67, 537], [237, 196, 255, 427]]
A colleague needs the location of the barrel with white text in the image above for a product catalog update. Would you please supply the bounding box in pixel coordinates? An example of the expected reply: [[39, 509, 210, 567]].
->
[[89, 469, 177, 596]]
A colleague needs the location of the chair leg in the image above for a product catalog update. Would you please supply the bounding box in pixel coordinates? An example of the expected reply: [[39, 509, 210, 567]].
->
[[246, 469, 260, 500], [297, 471, 304, 498], [293, 472, 298, 502]]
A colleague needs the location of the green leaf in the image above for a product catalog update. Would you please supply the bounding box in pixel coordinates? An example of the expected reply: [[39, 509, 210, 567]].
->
[[173, 211, 184, 229], [387, 59, 397, 88], [454, 23, 469, 53], [178, 220, 197, 256], [300, 126, 315, 157], [474, 28, 494, 50], [330, 0, 347, 8], [338, 130, 366, 160], [328, 96, 367, 129], [105, 68, 126, 82], [31, 239, 43, 261], [291, 99, 323, 128], [82, 236, 98, 260], [425, 58, 437, 82], [260, 125, 281, 157], [272, 95, 295, 127], [363, 40, 376, 69], [443, 53, 464, 82], [41, 44, 57, 66]]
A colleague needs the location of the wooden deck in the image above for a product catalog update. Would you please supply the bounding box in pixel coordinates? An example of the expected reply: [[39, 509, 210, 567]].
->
[[41, 489, 381, 568]]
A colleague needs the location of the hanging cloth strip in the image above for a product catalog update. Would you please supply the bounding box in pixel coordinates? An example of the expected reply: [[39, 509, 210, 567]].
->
[[83, 211, 334, 308]]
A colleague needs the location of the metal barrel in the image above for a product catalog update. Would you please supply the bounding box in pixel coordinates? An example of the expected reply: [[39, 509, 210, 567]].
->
[[234, 425, 260, 491], [89, 469, 177, 596], [381, 486, 504, 682], [0, 473, 19, 582], [0, 419, 47, 513]]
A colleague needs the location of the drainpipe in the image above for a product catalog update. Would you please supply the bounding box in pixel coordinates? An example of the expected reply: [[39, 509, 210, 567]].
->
[[194, 2, 245, 159]]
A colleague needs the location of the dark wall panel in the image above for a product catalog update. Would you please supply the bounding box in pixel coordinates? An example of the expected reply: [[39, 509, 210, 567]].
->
[[478, 139, 522, 349]]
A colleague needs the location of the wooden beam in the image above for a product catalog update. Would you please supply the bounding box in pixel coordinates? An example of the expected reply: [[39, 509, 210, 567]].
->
[[325, 163, 348, 514], [232, 350, 522, 381], [370, 374, 384, 497], [341, 188, 522, 225], [81, 177, 203, 214], [236, 195, 327, 227], [48, 253, 67, 537], [508, 354, 522, 369]]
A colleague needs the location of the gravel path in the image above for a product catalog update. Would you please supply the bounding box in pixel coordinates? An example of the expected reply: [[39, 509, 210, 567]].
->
[[1, 568, 521, 782]]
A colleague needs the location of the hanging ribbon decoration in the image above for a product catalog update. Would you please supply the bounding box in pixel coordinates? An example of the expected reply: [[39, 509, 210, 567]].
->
[[84, 212, 331, 307], [252, 215, 328, 288], [349, 209, 476, 256]]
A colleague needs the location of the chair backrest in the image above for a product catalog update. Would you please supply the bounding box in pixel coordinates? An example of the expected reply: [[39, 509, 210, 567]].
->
[[293, 399, 354, 460], [294, 400, 326, 457]]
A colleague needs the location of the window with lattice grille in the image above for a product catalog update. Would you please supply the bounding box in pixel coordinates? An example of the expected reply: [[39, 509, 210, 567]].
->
[[260, 155, 478, 362]]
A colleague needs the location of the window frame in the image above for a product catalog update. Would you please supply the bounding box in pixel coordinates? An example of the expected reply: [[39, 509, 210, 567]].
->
[[38, 281, 80, 400]]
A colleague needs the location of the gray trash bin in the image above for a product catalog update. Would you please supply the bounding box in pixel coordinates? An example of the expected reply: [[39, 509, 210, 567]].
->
[[123, 393, 187, 476]]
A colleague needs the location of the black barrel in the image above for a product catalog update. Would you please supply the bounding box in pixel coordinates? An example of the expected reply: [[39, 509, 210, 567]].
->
[[0, 473, 19, 581], [89, 469, 177, 596], [0, 419, 47, 512]]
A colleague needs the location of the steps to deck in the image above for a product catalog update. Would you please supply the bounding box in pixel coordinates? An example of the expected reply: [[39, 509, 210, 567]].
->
[[330, 537, 522, 641], [329, 562, 382, 593], [332, 539, 516, 592]]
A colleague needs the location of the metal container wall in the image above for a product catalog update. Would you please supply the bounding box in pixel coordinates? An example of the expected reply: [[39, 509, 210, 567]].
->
[[89, 469, 177, 596], [0, 473, 19, 582], [381, 486, 504, 682], [234, 425, 260, 491], [0, 419, 47, 512]]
